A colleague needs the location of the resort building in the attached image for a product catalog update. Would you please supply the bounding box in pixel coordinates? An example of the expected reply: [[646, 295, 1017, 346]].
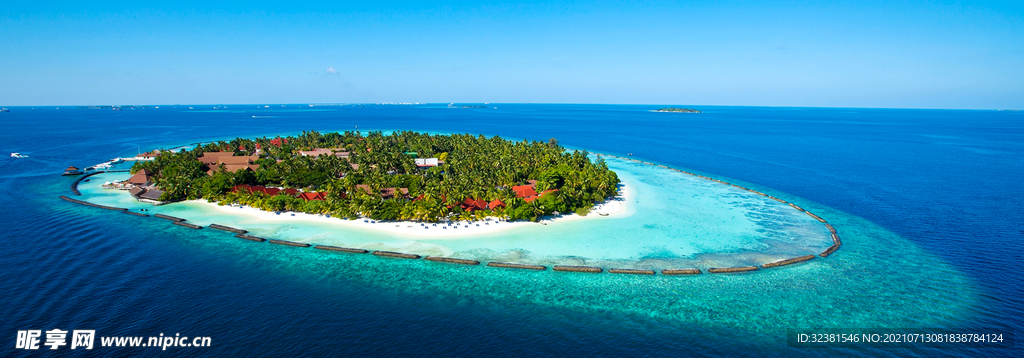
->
[[415, 158, 443, 168], [128, 186, 144, 197], [198, 151, 237, 165], [136, 188, 166, 203], [512, 184, 538, 198], [299, 148, 333, 157], [511, 180, 557, 203], [200, 152, 260, 175], [128, 185, 166, 204], [135, 151, 160, 160], [488, 199, 505, 209], [298, 192, 328, 201], [127, 169, 154, 186], [461, 198, 488, 211], [299, 148, 351, 159], [63, 166, 82, 176]]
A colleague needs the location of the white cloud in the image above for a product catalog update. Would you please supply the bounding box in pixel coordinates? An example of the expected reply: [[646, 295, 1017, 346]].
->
[[326, 67, 339, 74]]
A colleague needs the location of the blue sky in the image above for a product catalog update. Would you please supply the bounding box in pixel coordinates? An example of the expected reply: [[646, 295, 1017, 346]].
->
[[1, 1, 1021, 109]]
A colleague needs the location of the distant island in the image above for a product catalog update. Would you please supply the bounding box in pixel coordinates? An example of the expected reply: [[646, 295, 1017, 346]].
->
[[651, 107, 701, 113], [126, 131, 620, 222]]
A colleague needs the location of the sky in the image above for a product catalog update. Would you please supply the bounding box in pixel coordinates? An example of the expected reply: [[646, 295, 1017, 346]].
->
[[1, 1, 1022, 109]]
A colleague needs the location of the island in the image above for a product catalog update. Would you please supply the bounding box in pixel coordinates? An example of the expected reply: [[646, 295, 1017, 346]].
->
[[651, 107, 701, 113], [126, 131, 620, 222]]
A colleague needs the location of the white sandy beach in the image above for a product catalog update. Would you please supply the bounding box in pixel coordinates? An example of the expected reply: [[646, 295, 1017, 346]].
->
[[189, 182, 635, 239]]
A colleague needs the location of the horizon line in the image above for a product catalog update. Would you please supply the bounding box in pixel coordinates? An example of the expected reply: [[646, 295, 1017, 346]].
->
[[1, 103, 1020, 112]]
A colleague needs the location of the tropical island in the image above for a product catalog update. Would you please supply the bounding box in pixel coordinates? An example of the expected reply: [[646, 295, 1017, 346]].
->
[[127, 131, 620, 222], [651, 107, 701, 113]]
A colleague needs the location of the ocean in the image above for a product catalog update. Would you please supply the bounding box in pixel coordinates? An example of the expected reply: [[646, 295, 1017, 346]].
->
[[0, 104, 1020, 356]]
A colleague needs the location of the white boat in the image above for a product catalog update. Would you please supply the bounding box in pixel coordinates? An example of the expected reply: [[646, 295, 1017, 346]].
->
[[11, 152, 28, 158], [189, 107, 194, 109]]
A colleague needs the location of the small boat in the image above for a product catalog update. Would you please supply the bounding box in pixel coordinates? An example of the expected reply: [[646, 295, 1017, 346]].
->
[[189, 107, 194, 109], [1, 108, 9, 112]]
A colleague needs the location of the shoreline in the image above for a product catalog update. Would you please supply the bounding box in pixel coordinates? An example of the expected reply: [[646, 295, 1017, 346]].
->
[[188, 182, 635, 239]]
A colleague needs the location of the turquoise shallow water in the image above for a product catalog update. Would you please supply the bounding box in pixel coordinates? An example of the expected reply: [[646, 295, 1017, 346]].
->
[[72, 141, 976, 336], [80, 155, 832, 269], [2, 105, 1018, 357]]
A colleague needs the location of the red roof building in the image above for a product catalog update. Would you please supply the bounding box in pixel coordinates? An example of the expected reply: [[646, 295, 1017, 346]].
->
[[488, 199, 505, 209], [521, 188, 558, 203], [460, 198, 488, 211], [269, 137, 288, 147], [298, 192, 327, 201], [512, 185, 538, 198]]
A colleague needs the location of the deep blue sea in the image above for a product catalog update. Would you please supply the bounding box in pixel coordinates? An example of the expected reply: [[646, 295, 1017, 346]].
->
[[1, 104, 1020, 357]]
